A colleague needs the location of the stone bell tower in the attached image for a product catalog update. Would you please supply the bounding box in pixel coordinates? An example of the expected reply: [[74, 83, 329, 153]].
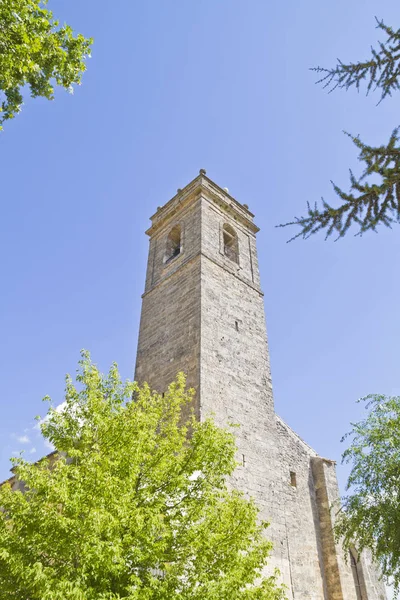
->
[[135, 170, 386, 600], [135, 169, 273, 422]]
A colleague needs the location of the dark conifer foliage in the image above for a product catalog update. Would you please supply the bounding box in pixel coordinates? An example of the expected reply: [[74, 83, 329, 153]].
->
[[315, 19, 400, 101], [280, 19, 400, 240]]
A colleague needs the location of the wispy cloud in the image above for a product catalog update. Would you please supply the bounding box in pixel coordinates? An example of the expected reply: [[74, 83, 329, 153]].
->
[[29, 447, 37, 454], [11, 433, 31, 444], [16, 435, 30, 444]]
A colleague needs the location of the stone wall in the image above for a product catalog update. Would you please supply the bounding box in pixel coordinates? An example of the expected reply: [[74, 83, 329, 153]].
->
[[135, 198, 202, 416], [134, 173, 386, 600]]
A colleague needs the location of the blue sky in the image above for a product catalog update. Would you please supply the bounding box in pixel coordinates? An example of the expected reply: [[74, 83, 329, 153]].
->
[[1, 0, 399, 520]]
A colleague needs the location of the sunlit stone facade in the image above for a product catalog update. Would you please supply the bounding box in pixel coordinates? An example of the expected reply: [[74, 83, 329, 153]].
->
[[135, 171, 386, 600]]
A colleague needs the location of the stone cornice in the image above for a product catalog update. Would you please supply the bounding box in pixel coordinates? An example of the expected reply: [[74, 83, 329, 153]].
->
[[146, 171, 259, 237]]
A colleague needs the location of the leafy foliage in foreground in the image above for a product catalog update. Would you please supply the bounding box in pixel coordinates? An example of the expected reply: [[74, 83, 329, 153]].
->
[[0, 0, 92, 129], [280, 19, 400, 240], [0, 352, 285, 600], [335, 394, 400, 593]]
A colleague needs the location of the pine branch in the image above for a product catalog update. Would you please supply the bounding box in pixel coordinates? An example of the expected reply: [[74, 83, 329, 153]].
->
[[278, 128, 400, 241], [312, 18, 400, 101]]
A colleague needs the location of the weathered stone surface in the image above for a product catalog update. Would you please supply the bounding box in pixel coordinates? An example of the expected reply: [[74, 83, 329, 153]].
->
[[135, 172, 387, 600]]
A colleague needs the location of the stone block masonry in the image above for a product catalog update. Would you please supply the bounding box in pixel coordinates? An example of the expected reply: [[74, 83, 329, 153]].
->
[[135, 171, 387, 600]]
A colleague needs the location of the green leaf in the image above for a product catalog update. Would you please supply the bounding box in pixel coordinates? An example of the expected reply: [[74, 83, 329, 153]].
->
[[0, 0, 93, 129], [0, 351, 286, 600]]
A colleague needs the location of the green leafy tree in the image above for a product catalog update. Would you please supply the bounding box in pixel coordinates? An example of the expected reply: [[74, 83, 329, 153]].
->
[[334, 393, 400, 593], [0, 0, 92, 129], [280, 19, 400, 240], [0, 352, 285, 600]]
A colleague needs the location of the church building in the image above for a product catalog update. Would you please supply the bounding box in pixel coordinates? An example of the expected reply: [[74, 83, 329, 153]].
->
[[135, 170, 386, 600]]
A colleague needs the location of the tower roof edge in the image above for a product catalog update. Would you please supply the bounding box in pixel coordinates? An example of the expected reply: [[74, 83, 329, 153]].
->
[[146, 172, 259, 236]]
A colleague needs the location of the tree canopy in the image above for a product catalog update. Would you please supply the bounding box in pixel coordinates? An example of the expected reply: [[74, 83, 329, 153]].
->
[[0, 352, 285, 600], [280, 19, 400, 240], [0, 0, 92, 129], [334, 393, 400, 594]]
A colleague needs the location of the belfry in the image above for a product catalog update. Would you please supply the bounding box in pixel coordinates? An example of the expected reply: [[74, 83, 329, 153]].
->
[[135, 171, 386, 600]]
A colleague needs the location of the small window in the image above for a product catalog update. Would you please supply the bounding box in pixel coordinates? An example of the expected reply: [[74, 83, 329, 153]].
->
[[223, 224, 238, 263], [290, 471, 297, 487], [165, 225, 181, 263], [350, 550, 363, 600]]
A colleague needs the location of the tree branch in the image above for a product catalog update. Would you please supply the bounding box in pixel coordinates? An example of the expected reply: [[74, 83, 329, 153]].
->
[[278, 128, 400, 240], [312, 18, 400, 102]]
